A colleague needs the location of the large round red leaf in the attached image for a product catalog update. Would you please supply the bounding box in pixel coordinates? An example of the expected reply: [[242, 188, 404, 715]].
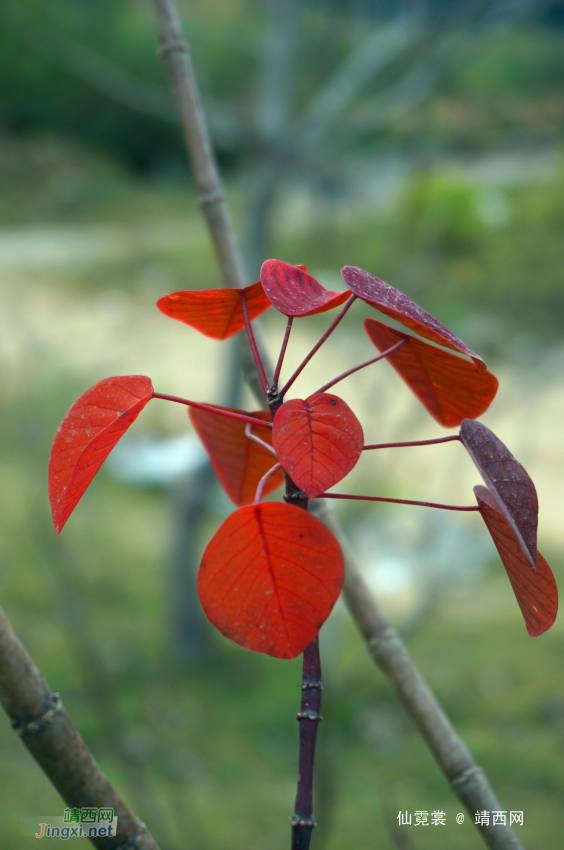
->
[[189, 406, 284, 505], [272, 393, 364, 498], [461, 419, 538, 570], [198, 502, 344, 658], [49, 376, 154, 533], [364, 318, 498, 427], [261, 259, 350, 317], [342, 266, 486, 373], [475, 486, 557, 636], [156, 281, 271, 340]]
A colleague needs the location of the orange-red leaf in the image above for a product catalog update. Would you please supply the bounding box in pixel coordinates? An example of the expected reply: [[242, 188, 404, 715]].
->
[[189, 406, 284, 505], [198, 502, 344, 658], [461, 419, 538, 570], [342, 266, 487, 372], [475, 486, 557, 636], [364, 318, 498, 428], [272, 393, 364, 498], [156, 281, 271, 340], [261, 259, 350, 317], [49, 376, 154, 533]]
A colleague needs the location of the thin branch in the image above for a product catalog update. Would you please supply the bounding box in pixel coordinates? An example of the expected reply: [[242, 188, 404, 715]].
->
[[245, 422, 277, 456], [312, 500, 525, 850], [364, 435, 461, 450], [0, 604, 161, 850], [316, 493, 480, 512], [316, 338, 406, 394], [291, 637, 322, 850], [241, 291, 270, 394], [280, 295, 357, 398], [254, 462, 282, 504], [153, 392, 272, 428], [273, 317, 294, 388]]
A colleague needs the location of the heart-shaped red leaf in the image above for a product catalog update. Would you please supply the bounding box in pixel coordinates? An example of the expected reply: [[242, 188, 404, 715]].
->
[[198, 501, 344, 658], [342, 266, 486, 373], [157, 281, 271, 340], [460, 419, 538, 570], [189, 406, 284, 506], [49, 376, 154, 533], [272, 393, 364, 498], [261, 259, 350, 317], [364, 318, 498, 428], [475, 486, 557, 636]]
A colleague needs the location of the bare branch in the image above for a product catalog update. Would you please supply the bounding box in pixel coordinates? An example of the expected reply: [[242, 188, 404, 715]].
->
[[0, 604, 161, 850]]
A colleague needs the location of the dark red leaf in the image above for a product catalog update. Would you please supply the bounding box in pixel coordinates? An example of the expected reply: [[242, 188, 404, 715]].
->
[[272, 393, 364, 498], [156, 281, 271, 340], [261, 259, 350, 317], [460, 419, 538, 570], [189, 406, 284, 506], [475, 486, 557, 636], [342, 266, 487, 373], [198, 501, 344, 658], [364, 318, 498, 427], [49, 376, 154, 533]]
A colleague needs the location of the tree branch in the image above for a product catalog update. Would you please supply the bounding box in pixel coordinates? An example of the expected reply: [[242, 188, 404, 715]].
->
[[312, 500, 525, 850], [0, 604, 161, 850]]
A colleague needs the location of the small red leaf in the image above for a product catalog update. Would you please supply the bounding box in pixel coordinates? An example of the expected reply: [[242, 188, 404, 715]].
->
[[460, 419, 538, 570], [364, 318, 498, 427], [198, 502, 344, 658], [272, 393, 364, 498], [475, 486, 557, 636], [49, 376, 154, 533], [342, 266, 487, 373], [157, 281, 271, 340], [189, 406, 284, 506], [261, 259, 350, 317]]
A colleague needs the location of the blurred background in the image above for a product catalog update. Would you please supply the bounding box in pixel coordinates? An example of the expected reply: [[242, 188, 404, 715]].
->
[[1, 0, 563, 847]]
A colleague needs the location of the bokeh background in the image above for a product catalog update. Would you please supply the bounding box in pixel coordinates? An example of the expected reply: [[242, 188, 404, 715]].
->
[[1, 1, 564, 847]]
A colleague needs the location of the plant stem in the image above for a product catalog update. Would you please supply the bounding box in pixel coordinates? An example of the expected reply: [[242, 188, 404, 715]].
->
[[245, 422, 277, 456], [279, 295, 357, 398], [316, 338, 406, 394], [317, 493, 480, 512], [254, 462, 282, 504], [241, 290, 270, 394], [0, 604, 161, 850], [364, 435, 461, 450], [291, 636, 322, 850], [273, 317, 294, 388], [153, 393, 272, 429]]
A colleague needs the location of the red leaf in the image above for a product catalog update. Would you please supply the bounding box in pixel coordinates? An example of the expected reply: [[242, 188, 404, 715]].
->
[[156, 281, 271, 340], [342, 266, 487, 373], [272, 393, 364, 498], [475, 486, 557, 636], [261, 259, 350, 317], [189, 406, 284, 506], [198, 502, 344, 658], [460, 419, 538, 570], [364, 318, 498, 428], [49, 376, 154, 533]]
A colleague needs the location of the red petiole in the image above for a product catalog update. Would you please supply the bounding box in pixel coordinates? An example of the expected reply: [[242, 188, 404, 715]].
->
[[316, 492, 480, 512], [363, 435, 461, 451], [254, 462, 282, 504], [316, 338, 406, 394], [153, 393, 272, 429], [241, 290, 270, 394], [279, 294, 357, 398], [272, 317, 293, 388]]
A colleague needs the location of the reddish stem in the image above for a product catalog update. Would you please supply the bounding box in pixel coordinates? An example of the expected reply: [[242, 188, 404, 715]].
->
[[316, 338, 406, 394], [316, 493, 480, 512], [273, 317, 293, 388], [241, 290, 270, 394], [291, 636, 322, 850], [364, 435, 461, 450], [279, 294, 357, 398], [254, 462, 282, 504], [152, 393, 272, 429]]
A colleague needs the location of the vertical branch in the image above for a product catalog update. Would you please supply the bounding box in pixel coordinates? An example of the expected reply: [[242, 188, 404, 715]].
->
[[291, 637, 322, 850]]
